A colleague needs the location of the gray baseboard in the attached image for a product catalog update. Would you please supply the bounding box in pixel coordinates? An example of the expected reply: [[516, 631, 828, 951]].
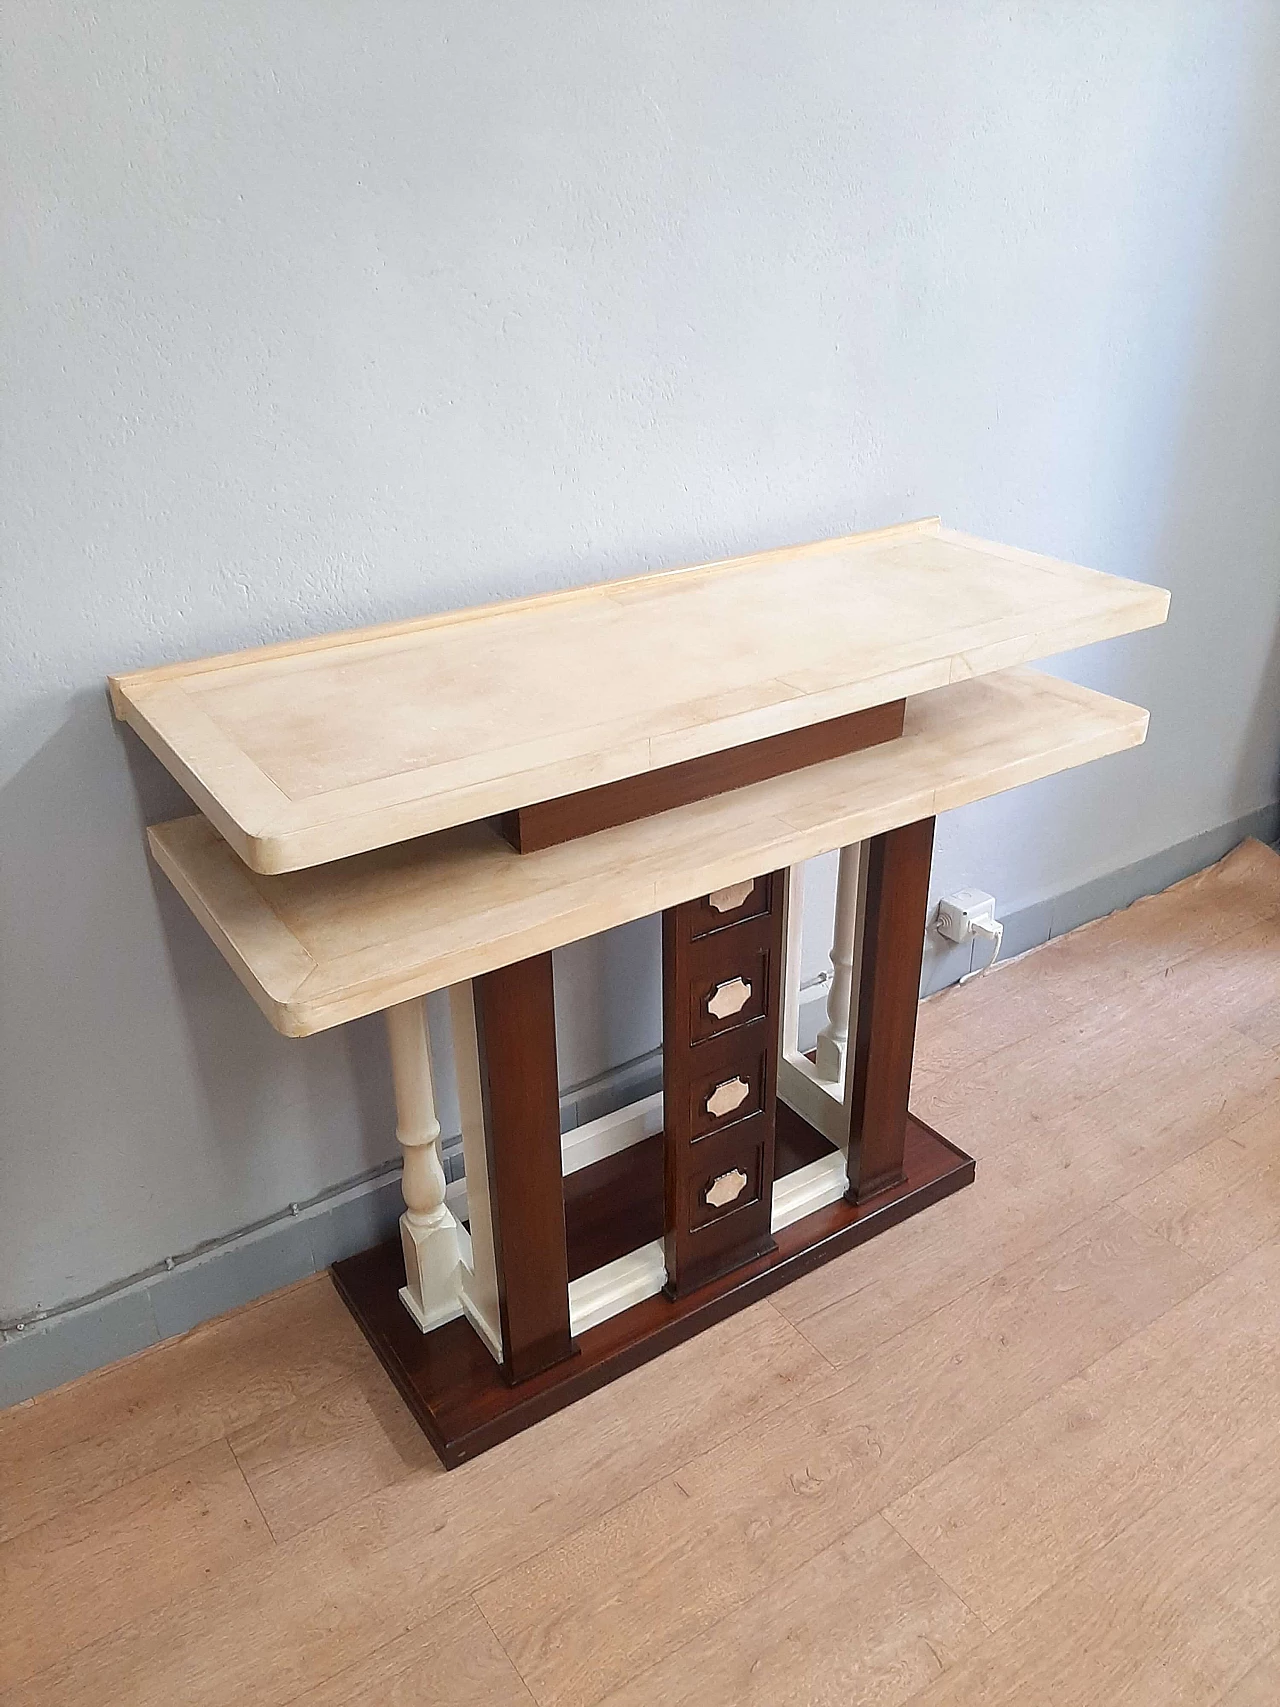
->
[[4, 801, 1276, 1410], [921, 800, 1280, 996]]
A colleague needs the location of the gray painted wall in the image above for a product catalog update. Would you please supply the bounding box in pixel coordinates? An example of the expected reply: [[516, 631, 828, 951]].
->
[[3, 1, 1279, 1327]]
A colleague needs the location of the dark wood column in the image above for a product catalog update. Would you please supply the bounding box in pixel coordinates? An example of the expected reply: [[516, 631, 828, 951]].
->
[[472, 952, 576, 1384], [846, 816, 936, 1205]]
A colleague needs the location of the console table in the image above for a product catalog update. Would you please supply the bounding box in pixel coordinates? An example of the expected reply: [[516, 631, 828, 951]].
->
[[110, 517, 1168, 1466]]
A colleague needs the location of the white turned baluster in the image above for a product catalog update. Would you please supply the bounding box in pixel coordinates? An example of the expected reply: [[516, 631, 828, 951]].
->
[[814, 843, 862, 1086], [386, 997, 463, 1334]]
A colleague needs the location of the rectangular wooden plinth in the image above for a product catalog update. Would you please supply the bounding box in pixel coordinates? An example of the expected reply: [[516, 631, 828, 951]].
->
[[331, 1111, 973, 1469]]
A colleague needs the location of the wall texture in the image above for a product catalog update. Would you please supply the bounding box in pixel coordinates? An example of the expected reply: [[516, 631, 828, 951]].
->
[[3, 1, 1279, 1328]]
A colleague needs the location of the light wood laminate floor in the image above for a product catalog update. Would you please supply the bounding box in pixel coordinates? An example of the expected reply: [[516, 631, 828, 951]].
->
[[3, 838, 1279, 1707]]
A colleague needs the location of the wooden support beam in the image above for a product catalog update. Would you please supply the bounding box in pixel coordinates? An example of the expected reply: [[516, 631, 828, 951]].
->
[[472, 953, 576, 1384], [846, 816, 936, 1204], [498, 702, 905, 853]]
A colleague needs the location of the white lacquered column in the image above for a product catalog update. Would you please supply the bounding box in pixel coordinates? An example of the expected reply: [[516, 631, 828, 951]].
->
[[772, 857, 857, 1229], [777, 849, 865, 1150], [447, 981, 505, 1364], [386, 997, 463, 1333], [814, 842, 863, 1086]]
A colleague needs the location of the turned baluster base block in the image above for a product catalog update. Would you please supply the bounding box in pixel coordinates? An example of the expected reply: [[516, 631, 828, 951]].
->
[[398, 1208, 463, 1335]]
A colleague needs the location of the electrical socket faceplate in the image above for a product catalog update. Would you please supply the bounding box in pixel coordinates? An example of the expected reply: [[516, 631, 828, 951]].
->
[[935, 888, 997, 944]]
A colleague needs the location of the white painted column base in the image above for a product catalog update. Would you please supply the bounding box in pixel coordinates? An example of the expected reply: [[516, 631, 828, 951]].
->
[[398, 1205, 463, 1334]]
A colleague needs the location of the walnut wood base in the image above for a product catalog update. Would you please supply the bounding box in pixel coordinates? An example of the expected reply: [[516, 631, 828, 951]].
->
[[331, 1109, 973, 1469]]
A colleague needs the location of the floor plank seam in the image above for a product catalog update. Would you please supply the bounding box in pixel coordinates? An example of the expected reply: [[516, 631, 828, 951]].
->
[[780, 1063, 1233, 1335], [225, 1434, 280, 1546], [668, 1366, 860, 1505], [460, 1362, 858, 1602], [893, 1410, 1280, 1706], [876, 1236, 1280, 1665], [243, 1590, 505, 1707], [469, 1594, 542, 1705], [1102, 1201, 1220, 1294], [778, 1306, 846, 1365], [758, 1294, 843, 1372], [776, 1220, 1225, 1613], [879, 1508, 997, 1638], [0, 1435, 214, 1553], [8, 844, 1278, 1705], [915, 909, 1280, 1084], [1211, 1637, 1280, 1706], [0, 1275, 329, 1425], [782, 1184, 1110, 1365], [505, 1501, 916, 1707], [12, 1585, 204, 1704], [1228, 1018, 1280, 1062], [221, 1360, 423, 1546]]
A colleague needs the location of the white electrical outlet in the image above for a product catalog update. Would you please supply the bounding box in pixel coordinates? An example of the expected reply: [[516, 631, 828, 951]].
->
[[935, 888, 997, 944]]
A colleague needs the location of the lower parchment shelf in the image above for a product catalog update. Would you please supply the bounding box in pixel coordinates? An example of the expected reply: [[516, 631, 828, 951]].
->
[[331, 1109, 972, 1469]]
